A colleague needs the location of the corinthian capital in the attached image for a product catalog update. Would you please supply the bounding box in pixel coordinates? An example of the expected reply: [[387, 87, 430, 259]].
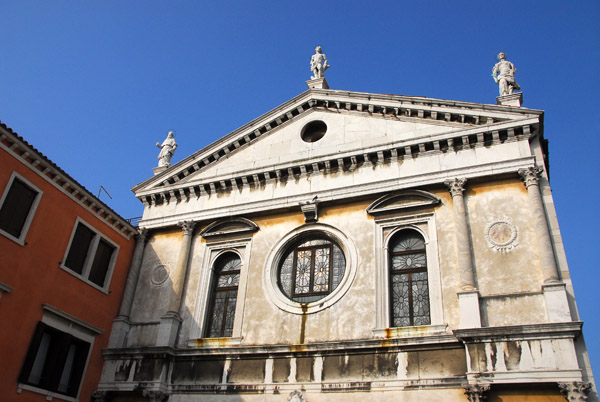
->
[[518, 166, 543, 188], [178, 220, 196, 236], [135, 227, 149, 242], [141, 390, 169, 402], [464, 384, 490, 402], [91, 391, 108, 402], [558, 382, 592, 402], [444, 178, 467, 197]]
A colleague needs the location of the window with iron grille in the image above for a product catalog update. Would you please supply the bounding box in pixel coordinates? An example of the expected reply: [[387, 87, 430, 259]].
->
[[205, 253, 241, 338], [278, 237, 346, 304], [389, 230, 431, 327]]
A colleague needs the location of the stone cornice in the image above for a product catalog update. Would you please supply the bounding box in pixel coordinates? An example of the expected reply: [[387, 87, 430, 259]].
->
[[136, 156, 536, 229], [0, 123, 136, 239], [453, 321, 583, 341], [102, 333, 461, 358], [133, 88, 542, 194], [134, 118, 537, 208]]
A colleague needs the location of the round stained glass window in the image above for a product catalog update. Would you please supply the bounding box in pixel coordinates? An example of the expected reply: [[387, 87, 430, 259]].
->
[[278, 237, 346, 303]]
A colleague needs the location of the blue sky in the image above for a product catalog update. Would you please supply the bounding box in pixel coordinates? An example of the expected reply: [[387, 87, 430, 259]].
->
[[2, 1, 598, 376]]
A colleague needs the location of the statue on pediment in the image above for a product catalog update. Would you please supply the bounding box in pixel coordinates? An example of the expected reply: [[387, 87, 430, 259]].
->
[[156, 131, 177, 167], [492, 52, 520, 96], [310, 46, 330, 79]]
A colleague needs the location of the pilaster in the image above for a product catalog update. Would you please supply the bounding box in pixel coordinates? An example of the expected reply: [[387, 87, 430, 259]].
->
[[518, 166, 560, 284], [157, 220, 195, 347], [445, 178, 481, 329], [109, 227, 148, 348]]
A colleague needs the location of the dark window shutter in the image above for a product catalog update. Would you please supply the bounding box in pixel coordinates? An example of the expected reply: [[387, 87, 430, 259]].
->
[[0, 178, 38, 238], [88, 239, 115, 287], [64, 224, 95, 274], [18, 322, 48, 384], [64, 338, 90, 397], [42, 328, 72, 392]]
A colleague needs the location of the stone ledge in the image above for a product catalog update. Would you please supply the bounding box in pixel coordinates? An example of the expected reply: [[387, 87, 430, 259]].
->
[[454, 321, 582, 341]]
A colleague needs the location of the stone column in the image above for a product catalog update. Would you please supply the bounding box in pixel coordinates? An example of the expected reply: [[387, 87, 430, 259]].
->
[[518, 167, 571, 322], [518, 167, 560, 283], [445, 178, 481, 328], [157, 220, 196, 347], [108, 228, 148, 348], [119, 228, 149, 317], [445, 178, 476, 290], [558, 382, 592, 402]]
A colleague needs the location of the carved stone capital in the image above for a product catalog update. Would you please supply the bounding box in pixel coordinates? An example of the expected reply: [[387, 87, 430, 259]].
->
[[445, 178, 467, 197], [559, 382, 592, 402], [91, 390, 108, 402], [142, 389, 169, 402], [518, 166, 543, 188], [135, 227, 149, 242], [464, 384, 490, 402], [178, 220, 196, 236]]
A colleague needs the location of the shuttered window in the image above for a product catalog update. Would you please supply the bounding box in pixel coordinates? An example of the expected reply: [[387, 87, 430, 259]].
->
[[0, 174, 41, 243], [19, 322, 90, 398], [62, 220, 118, 291]]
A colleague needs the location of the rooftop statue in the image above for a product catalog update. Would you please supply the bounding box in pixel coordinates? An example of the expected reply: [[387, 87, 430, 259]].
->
[[156, 131, 177, 167], [310, 46, 330, 80], [492, 52, 520, 96]]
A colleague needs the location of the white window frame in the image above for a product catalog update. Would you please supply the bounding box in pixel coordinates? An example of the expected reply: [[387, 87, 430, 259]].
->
[[17, 304, 101, 402], [372, 213, 447, 337], [60, 217, 119, 293], [189, 238, 252, 346], [0, 171, 43, 246]]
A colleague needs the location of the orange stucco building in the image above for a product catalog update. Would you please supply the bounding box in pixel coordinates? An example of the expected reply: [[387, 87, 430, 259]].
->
[[0, 122, 137, 402]]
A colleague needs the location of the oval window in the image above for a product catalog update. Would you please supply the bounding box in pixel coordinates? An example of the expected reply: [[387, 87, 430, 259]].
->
[[300, 120, 327, 143]]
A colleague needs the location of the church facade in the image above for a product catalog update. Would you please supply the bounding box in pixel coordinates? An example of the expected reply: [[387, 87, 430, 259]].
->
[[96, 72, 596, 401]]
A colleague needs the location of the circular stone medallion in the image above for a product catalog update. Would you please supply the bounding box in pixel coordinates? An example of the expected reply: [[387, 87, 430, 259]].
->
[[150, 263, 170, 286], [485, 219, 518, 252]]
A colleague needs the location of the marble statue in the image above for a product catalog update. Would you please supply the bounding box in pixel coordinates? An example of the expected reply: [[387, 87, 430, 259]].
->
[[156, 131, 177, 167], [492, 52, 520, 96], [310, 46, 330, 79]]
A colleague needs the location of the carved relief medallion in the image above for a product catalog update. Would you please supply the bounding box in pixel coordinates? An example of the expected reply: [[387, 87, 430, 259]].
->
[[150, 263, 171, 286], [485, 218, 518, 252]]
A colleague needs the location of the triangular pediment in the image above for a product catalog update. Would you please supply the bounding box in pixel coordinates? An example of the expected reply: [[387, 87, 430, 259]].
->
[[133, 88, 542, 204]]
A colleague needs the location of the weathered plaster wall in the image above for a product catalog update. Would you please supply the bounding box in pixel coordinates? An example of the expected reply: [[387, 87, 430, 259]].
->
[[465, 180, 546, 326], [239, 201, 376, 345], [130, 229, 182, 323]]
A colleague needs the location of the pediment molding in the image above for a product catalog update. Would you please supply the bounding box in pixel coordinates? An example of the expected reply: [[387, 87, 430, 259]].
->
[[133, 89, 542, 196], [135, 117, 537, 207], [366, 190, 442, 216], [199, 217, 259, 239]]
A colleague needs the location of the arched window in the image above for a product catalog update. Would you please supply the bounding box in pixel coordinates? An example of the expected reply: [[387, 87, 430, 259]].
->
[[389, 230, 430, 327], [205, 253, 241, 338], [278, 237, 346, 304]]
